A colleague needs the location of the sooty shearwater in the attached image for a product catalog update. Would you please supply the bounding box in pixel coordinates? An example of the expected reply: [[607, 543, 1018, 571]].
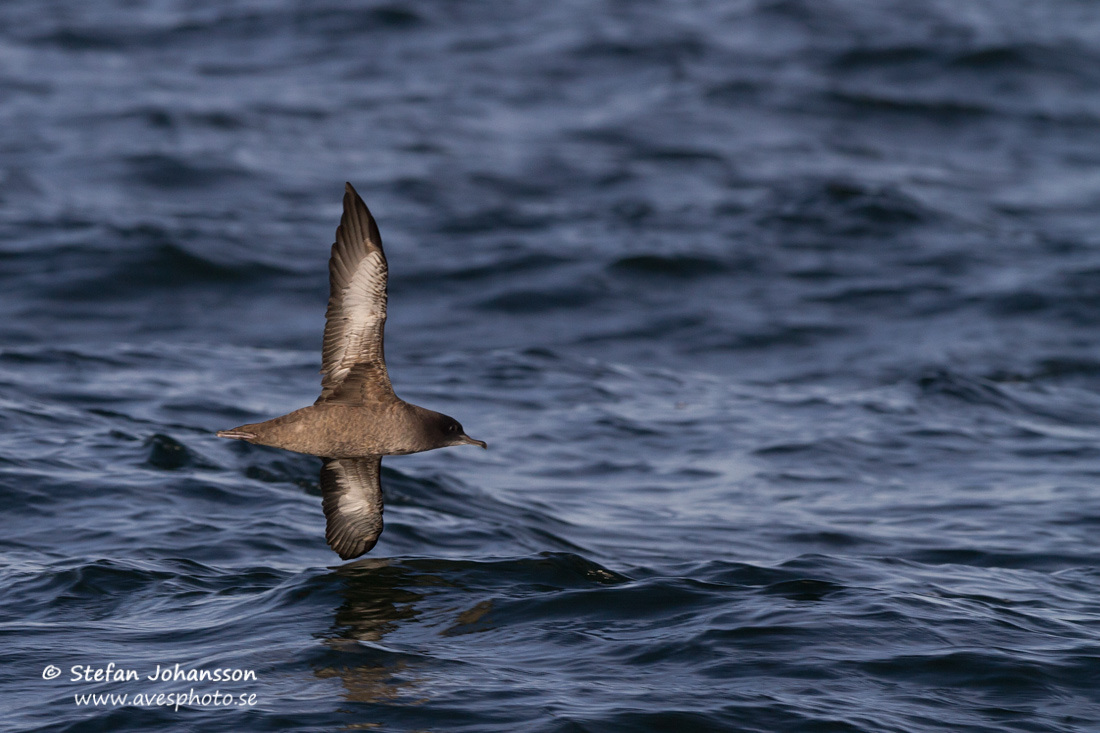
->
[[217, 183, 487, 560]]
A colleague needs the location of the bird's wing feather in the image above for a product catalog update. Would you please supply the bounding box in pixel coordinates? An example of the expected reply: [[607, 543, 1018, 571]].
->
[[320, 456, 384, 560], [317, 183, 394, 404]]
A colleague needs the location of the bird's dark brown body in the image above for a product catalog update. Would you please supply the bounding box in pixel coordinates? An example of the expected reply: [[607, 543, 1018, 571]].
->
[[217, 183, 485, 560], [223, 401, 474, 459]]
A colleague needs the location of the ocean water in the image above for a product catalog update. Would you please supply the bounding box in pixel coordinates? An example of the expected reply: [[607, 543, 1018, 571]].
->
[[4, 0, 1100, 730]]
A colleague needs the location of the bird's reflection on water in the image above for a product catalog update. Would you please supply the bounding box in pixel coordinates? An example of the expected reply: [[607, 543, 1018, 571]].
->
[[312, 559, 427, 707], [327, 559, 425, 643], [311, 558, 498, 709], [307, 552, 626, 720]]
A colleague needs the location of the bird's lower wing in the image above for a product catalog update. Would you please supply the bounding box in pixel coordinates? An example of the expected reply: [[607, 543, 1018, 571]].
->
[[320, 456, 384, 560]]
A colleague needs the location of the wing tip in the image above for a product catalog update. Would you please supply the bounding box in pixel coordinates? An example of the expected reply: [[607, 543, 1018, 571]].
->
[[338, 181, 381, 247], [344, 182, 367, 210], [328, 535, 380, 561], [325, 519, 381, 560]]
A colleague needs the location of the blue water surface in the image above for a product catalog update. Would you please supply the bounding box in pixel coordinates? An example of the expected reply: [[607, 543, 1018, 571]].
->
[[3, 1, 1100, 731]]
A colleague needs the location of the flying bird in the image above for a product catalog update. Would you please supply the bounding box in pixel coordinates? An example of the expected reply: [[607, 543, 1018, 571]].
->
[[217, 183, 486, 560]]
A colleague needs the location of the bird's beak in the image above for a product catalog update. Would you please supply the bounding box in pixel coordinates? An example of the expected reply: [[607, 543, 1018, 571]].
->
[[459, 434, 488, 449]]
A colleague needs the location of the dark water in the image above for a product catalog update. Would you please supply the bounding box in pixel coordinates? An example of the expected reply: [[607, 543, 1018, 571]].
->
[[4, 1, 1100, 730]]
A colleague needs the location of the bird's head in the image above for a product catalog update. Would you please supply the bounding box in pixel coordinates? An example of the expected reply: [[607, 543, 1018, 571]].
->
[[432, 413, 487, 450]]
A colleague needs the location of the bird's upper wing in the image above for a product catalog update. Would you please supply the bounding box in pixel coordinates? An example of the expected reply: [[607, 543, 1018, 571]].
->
[[320, 456, 384, 560], [317, 183, 394, 404]]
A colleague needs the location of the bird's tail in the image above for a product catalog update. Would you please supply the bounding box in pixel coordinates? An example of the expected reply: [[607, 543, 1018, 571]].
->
[[216, 429, 257, 440]]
